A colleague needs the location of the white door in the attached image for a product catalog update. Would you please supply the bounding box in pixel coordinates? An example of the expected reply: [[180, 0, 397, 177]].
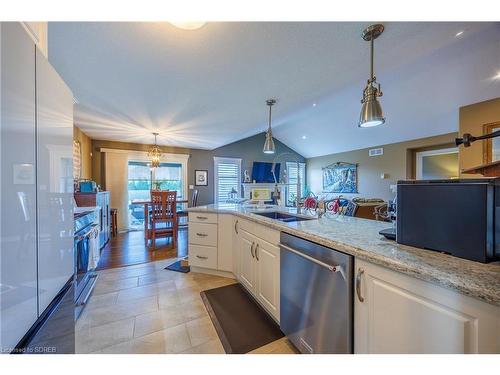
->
[[354, 259, 499, 353], [238, 230, 256, 293], [415, 147, 458, 180], [255, 239, 280, 321]]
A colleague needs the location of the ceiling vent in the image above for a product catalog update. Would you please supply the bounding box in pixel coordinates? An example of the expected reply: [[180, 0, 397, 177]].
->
[[369, 147, 384, 157]]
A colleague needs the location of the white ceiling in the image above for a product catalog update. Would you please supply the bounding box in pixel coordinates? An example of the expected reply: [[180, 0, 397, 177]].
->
[[48, 22, 500, 157]]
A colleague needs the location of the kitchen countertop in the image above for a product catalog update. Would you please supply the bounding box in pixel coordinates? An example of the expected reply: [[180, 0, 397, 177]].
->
[[187, 203, 500, 306]]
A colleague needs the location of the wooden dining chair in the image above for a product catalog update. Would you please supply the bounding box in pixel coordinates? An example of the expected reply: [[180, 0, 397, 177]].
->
[[150, 190, 178, 250], [177, 189, 199, 227]]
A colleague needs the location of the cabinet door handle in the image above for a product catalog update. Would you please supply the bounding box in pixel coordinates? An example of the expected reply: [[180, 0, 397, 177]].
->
[[196, 255, 208, 260], [196, 233, 208, 237], [196, 216, 208, 220], [255, 243, 259, 261], [234, 220, 239, 234], [356, 268, 365, 303], [250, 242, 255, 258]]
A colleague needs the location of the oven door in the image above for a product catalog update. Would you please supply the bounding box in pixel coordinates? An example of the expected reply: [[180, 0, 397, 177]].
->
[[74, 224, 98, 299]]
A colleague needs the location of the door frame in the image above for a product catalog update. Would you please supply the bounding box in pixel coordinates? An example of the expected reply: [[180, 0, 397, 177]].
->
[[415, 147, 458, 180]]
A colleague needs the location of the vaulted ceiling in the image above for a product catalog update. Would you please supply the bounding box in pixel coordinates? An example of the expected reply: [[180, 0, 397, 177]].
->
[[48, 22, 500, 157]]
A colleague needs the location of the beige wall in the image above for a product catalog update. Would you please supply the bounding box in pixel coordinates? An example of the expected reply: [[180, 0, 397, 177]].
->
[[306, 133, 457, 201], [73, 126, 93, 180], [459, 97, 500, 176]]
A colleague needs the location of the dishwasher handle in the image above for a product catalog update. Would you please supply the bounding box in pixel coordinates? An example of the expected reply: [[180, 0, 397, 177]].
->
[[280, 243, 343, 276]]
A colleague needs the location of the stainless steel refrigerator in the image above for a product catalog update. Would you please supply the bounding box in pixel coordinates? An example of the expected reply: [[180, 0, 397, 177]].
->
[[0, 22, 74, 354]]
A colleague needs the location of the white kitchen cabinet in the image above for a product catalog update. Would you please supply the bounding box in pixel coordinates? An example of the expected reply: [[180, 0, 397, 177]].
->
[[255, 239, 280, 319], [232, 216, 240, 276], [0, 22, 39, 351], [238, 229, 257, 292], [35, 47, 74, 313], [236, 226, 280, 321], [21, 22, 48, 57], [217, 214, 233, 272], [354, 259, 500, 354]]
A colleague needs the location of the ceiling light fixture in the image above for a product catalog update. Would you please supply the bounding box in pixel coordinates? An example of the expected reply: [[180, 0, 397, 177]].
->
[[302, 135, 307, 140], [148, 132, 162, 168], [455, 30, 464, 38], [170, 22, 206, 30], [359, 24, 385, 128], [263, 99, 277, 154]]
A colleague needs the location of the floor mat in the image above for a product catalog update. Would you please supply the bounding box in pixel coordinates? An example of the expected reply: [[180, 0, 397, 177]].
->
[[164, 260, 190, 273], [200, 283, 284, 354]]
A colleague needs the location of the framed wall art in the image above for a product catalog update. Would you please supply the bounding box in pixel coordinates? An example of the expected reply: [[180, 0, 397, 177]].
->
[[322, 162, 358, 193], [195, 169, 208, 186]]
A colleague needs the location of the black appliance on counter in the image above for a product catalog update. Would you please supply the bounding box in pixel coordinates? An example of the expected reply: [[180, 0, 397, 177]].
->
[[397, 178, 500, 263]]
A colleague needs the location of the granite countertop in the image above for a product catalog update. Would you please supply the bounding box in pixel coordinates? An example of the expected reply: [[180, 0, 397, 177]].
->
[[187, 203, 500, 306]]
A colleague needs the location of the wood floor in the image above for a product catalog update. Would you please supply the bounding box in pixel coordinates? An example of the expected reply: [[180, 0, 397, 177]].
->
[[97, 229, 189, 270]]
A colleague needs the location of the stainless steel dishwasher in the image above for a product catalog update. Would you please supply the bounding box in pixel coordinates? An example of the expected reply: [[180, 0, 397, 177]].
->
[[280, 232, 353, 354]]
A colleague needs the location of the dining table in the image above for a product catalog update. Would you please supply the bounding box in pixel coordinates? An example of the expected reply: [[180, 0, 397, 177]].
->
[[132, 199, 189, 240]]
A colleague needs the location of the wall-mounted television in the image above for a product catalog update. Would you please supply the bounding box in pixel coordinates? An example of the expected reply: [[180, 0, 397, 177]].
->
[[251, 162, 280, 183]]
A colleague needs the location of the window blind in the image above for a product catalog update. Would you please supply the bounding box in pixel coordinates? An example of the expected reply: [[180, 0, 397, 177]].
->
[[286, 162, 306, 206], [214, 158, 241, 203]]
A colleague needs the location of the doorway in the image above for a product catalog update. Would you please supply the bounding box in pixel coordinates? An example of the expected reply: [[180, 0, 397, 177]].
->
[[415, 147, 459, 180]]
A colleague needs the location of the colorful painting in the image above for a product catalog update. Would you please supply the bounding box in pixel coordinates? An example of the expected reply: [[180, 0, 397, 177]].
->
[[322, 162, 358, 193]]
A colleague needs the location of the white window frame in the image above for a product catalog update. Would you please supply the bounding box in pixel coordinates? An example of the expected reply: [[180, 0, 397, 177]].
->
[[415, 147, 458, 180], [214, 157, 242, 203]]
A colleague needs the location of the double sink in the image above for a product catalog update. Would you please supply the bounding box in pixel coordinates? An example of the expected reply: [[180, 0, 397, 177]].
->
[[253, 211, 314, 223]]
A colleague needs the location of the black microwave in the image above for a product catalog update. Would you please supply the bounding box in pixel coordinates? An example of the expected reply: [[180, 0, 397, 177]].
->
[[397, 178, 500, 263]]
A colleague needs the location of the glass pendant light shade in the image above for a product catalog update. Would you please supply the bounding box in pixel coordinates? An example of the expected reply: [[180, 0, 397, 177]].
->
[[263, 99, 277, 154]]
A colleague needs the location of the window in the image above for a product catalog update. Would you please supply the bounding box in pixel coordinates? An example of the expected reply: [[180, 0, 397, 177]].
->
[[127, 161, 184, 229], [286, 162, 306, 206], [214, 157, 241, 203]]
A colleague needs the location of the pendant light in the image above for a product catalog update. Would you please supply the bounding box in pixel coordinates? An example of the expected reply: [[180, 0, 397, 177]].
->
[[148, 132, 162, 168], [263, 99, 276, 154], [359, 24, 385, 128]]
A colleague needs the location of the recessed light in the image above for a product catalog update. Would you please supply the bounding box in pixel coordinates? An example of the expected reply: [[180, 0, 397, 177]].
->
[[312, 103, 317, 107], [455, 31, 464, 38], [170, 22, 206, 30], [493, 71, 500, 80], [302, 135, 307, 140]]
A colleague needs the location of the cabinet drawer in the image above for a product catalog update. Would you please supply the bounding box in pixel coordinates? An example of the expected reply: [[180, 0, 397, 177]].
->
[[189, 244, 217, 269], [189, 212, 218, 224], [189, 222, 218, 246]]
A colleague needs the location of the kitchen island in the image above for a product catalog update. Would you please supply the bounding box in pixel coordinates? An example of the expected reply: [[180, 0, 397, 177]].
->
[[186, 203, 500, 354]]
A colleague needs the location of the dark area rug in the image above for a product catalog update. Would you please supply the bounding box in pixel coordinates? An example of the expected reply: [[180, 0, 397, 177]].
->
[[200, 283, 284, 354], [164, 260, 190, 273]]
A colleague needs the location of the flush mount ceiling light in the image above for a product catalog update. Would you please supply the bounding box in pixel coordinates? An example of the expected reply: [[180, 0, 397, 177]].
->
[[263, 99, 277, 154], [170, 22, 206, 30], [359, 24, 385, 128], [148, 132, 162, 168]]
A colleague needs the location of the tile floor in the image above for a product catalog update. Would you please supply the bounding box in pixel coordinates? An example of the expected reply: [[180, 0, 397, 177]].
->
[[76, 259, 297, 354]]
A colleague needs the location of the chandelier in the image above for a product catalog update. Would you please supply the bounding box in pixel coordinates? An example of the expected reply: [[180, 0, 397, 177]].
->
[[148, 132, 162, 168]]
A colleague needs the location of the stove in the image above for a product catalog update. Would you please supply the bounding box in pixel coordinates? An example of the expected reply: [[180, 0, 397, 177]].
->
[[73, 207, 100, 319]]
